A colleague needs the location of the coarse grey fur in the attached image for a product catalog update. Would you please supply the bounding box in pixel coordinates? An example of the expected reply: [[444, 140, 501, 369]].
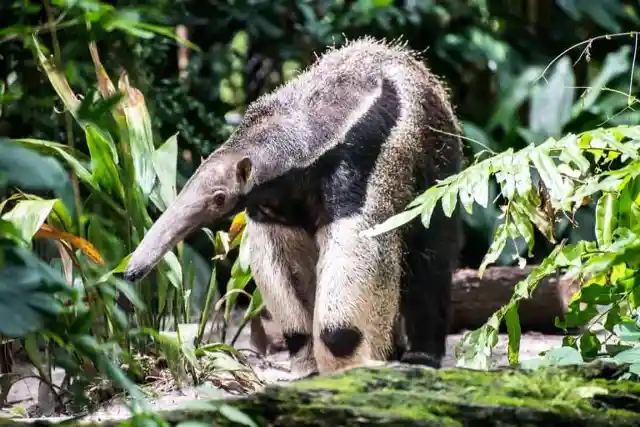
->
[[124, 37, 462, 377]]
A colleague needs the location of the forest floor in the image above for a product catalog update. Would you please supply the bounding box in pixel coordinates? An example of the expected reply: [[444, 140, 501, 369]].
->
[[2, 309, 564, 423]]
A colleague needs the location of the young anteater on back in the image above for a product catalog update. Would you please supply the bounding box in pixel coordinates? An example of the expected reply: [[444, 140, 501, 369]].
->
[[124, 37, 462, 377]]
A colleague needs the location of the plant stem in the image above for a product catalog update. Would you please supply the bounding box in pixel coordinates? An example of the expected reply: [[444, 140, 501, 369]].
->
[[42, 0, 84, 237]]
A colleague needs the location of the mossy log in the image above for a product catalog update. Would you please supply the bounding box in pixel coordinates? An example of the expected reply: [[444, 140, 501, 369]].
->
[[11, 362, 640, 426]]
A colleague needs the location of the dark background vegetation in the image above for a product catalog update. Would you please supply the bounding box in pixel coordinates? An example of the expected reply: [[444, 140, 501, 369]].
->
[[2, 0, 640, 280], [2, 0, 640, 415]]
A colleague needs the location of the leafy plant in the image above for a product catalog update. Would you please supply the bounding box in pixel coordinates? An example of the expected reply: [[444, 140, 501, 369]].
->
[[2, 28, 265, 415], [365, 121, 640, 370]]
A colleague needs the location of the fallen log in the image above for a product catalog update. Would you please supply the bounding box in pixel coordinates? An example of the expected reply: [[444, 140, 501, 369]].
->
[[16, 361, 640, 426], [449, 265, 579, 333]]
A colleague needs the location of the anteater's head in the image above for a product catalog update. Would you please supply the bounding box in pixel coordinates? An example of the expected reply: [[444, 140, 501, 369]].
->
[[124, 151, 253, 282]]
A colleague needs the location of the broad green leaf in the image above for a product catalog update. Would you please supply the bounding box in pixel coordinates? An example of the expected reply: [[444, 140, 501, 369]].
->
[[151, 133, 179, 211], [542, 346, 584, 366], [613, 347, 640, 364], [613, 322, 640, 343], [177, 323, 199, 368], [2, 199, 56, 243], [86, 126, 125, 201], [504, 304, 521, 365], [529, 55, 575, 138], [163, 250, 183, 290], [117, 73, 157, 198], [457, 172, 475, 215], [579, 330, 601, 360], [558, 134, 590, 174], [513, 153, 533, 197], [218, 405, 258, 427], [595, 193, 619, 248], [0, 245, 74, 337], [529, 148, 571, 207], [32, 37, 81, 122], [494, 151, 516, 199], [224, 259, 253, 321], [243, 287, 264, 322], [108, 278, 145, 310], [12, 138, 96, 190], [488, 66, 544, 132], [0, 139, 75, 215]]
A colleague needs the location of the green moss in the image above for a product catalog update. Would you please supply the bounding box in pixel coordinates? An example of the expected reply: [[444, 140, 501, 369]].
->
[[5, 362, 640, 427]]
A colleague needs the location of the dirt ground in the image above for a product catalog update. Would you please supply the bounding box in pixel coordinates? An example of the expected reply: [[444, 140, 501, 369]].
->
[[1, 311, 565, 423]]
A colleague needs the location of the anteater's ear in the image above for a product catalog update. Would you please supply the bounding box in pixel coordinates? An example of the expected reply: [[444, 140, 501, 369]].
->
[[236, 156, 253, 191]]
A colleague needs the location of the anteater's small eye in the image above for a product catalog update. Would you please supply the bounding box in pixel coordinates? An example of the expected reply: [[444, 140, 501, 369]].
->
[[212, 191, 227, 207]]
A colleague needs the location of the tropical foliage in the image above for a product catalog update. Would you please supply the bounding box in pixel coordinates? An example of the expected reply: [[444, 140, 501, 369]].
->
[[2, 0, 640, 420]]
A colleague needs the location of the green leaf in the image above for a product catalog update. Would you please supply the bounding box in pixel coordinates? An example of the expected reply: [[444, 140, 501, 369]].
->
[[529, 148, 571, 207], [162, 250, 183, 290], [238, 226, 251, 273], [0, 139, 75, 215], [509, 207, 535, 256], [151, 133, 179, 211], [613, 347, 640, 364], [542, 346, 584, 366], [0, 245, 74, 337], [12, 138, 94, 185], [478, 222, 508, 277], [243, 287, 264, 322], [558, 134, 591, 174], [504, 304, 521, 365], [86, 125, 125, 201], [2, 199, 56, 243], [361, 205, 421, 237], [579, 330, 601, 360], [32, 36, 81, 122], [117, 78, 157, 198], [218, 405, 257, 427], [488, 65, 544, 132], [440, 185, 458, 217], [595, 192, 619, 248], [420, 187, 446, 228], [224, 258, 253, 321], [613, 322, 640, 343], [529, 55, 575, 138]]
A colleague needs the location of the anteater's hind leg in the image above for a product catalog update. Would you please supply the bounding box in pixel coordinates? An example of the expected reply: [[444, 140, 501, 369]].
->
[[400, 206, 460, 368]]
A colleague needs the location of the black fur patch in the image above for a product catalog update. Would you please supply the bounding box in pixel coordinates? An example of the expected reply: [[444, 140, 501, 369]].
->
[[397, 125, 460, 368], [320, 326, 363, 358], [244, 77, 400, 230], [400, 351, 442, 369], [283, 332, 310, 356]]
